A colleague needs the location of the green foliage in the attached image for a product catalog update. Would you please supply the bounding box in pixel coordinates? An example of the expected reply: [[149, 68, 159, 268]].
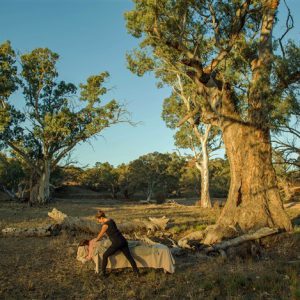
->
[[0, 42, 130, 203], [125, 1, 300, 128], [81, 162, 119, 198], [0, 41, 19, 131], [162, 90, 221, 150], [115, 163, 136, 199], [128, 152, 186, 200], [271, 40, 300, 126], [209, 158, 230, 197], [60, 166, 84, 185], [0, 153, 25, 191], [0, 43, 128, 199], [179, 161, 200, 196]]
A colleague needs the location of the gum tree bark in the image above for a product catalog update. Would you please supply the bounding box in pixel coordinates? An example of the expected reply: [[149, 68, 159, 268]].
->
[[194, 126, 212, 208], [197, 0, 292, 239], [218, 120, 292, 232], [126, 0, 295, 241], [29, 160, 51, 204], [173, 76, 214, 208]]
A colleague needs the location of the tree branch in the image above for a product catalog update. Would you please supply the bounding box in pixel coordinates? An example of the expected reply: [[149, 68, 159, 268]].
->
[[278, 0, 294, 58], [203, 0, 251, 75]]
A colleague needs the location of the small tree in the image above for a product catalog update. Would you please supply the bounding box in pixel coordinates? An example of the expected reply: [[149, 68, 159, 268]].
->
[[116, 163, 136, 199], [0, 44, 129, 204], [0, 42, 18, 132], [128, 152, 184, 201], [60, 165, 84, 186], [209, 157, 231, 199], [95, 162, 119, 199], [162, 75, 221, 207], [0, 152, 25, 193]]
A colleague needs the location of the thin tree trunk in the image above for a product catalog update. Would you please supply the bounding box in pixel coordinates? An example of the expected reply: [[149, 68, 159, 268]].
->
[[111, 184, 115, 199], [194, 126, 212, 208], [195, 161, 211, 208], [147, 188, 152, 201], [199, 143, 212, 208]]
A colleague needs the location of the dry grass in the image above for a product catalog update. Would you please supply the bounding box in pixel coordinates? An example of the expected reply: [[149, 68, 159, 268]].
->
[[0, 189, 300, 299]]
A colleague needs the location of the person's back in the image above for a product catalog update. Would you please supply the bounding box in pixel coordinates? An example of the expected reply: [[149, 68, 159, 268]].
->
[[104, 219, 125, 244]]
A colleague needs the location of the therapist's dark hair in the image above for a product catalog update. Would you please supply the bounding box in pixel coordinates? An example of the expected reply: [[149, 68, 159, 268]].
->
[[95, 210, 106, 219]]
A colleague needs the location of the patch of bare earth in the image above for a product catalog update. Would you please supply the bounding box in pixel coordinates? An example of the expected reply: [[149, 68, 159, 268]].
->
[[0, 188, 299, 299]]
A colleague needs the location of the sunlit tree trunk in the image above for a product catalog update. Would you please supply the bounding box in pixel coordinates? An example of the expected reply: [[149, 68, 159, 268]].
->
[[217, 120, 292, 232], [195, 143, 212, 208]]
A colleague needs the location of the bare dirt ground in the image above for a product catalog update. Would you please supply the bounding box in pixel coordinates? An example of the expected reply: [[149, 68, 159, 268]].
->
[[0, 187, 300, 300]]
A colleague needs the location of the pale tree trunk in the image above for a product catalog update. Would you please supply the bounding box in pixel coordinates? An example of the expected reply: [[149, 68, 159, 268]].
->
[[195, 157, 211, 208], [146, 186, 153, 201], [200, 127, 212, 208], [30, 160, 51, 204], [175, 75, 213, 208], [193, 125, 212, 208], [201, 146, 212, 208], [146, 180, 157, 201]]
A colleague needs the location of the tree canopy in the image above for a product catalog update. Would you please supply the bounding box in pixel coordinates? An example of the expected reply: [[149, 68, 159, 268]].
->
[[0, 43, 130, 203], [125, 0, 298, 237], [125, 0, 299, 128]]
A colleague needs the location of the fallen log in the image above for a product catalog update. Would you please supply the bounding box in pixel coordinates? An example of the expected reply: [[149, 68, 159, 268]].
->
[[48, 208, 169, 234], [134, 233, 158, 246], [2, 208, 170, 238], [164, 199, 183, 207], [48, 208, 99, 233], [204, 227, 279, 254], [1, 224, 61, 237], [178, 231, 205, 249]]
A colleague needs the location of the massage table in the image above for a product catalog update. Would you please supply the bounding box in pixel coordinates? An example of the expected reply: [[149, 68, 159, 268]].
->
[[77, 240, 175, 274]]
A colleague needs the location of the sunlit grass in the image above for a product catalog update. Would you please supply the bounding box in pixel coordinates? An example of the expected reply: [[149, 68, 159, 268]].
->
[[0, 194, 299, 299]]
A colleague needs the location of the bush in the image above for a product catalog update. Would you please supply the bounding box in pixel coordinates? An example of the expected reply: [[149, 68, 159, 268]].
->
[[154, 192, 166, 204]]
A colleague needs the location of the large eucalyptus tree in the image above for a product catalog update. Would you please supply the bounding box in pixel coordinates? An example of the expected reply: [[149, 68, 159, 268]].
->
[[125, 0, 299, 239], [0, 43, 129, 204]]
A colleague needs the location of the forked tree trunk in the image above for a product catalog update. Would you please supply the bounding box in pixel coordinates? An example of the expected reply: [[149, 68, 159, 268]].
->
[[217, 121, 292, 232], [30, 161, 51, 204], [146, 189, 153, 201], [146, 181, 155, 201]]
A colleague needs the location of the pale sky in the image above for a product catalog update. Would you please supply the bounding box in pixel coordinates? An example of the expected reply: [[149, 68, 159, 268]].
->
[[0, 0, 299, 167]]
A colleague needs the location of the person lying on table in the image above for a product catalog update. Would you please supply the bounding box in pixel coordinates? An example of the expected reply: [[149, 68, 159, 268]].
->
[[92, 209, 140, 278]]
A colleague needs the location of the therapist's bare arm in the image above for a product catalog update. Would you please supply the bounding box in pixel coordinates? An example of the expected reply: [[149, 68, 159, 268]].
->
[[95, 224, 108, 242]]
